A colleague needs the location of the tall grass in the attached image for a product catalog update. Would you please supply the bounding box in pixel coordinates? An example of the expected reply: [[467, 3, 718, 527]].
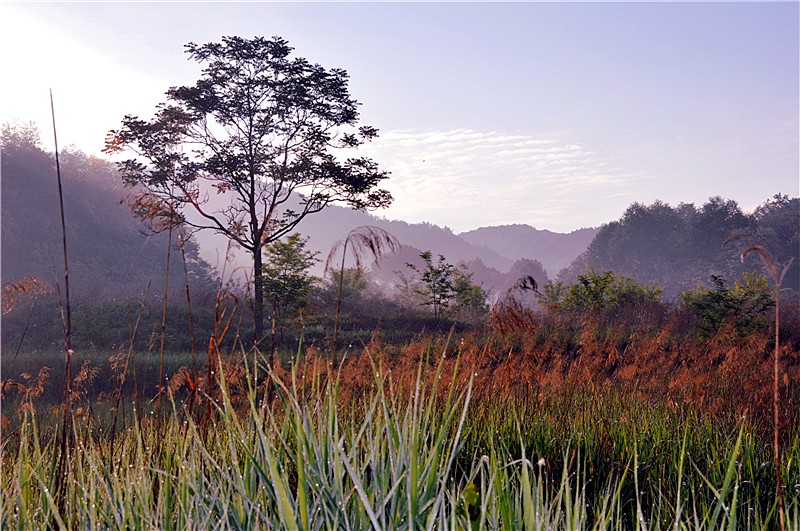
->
[[2, 351, 796, 529]]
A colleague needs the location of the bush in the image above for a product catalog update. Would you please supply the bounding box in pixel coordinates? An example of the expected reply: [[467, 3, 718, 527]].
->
[[681, 273, 773, 338]]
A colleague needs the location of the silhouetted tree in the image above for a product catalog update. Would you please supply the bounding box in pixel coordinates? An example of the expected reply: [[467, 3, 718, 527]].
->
[[105, 36, 392, 348]]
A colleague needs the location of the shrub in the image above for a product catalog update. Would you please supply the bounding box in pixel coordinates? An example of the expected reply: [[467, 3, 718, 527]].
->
[[681, 273, 773, 338]]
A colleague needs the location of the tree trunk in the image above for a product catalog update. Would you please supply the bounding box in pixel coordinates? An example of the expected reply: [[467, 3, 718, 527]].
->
[[253, 247, 264, 352]]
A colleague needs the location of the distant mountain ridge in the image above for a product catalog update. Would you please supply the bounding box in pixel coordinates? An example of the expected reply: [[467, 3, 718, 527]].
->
[[287, 205, 599, 279], [193, 201, 598, 297], [458, 224, 600, 276]]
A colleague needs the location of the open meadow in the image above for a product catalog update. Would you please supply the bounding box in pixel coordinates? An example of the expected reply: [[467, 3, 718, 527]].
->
[[2, 304, 799, 529]]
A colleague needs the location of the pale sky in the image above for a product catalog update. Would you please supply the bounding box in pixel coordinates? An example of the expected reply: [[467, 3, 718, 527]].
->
[[1, 2, 797, 233]]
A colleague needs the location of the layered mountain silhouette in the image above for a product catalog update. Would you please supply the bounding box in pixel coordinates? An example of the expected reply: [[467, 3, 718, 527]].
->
[[5, 130, 795, 308], [459, 224, 599, 277]]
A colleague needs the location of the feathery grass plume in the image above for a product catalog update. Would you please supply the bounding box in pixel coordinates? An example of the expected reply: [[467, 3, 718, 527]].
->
[[726, 235, 794, 531], [325, 226, 400, 366]]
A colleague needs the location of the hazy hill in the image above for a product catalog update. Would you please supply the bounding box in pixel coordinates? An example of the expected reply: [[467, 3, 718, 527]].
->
[[190, 198, 522, 285], [1, 129, 216, 302], [293, 207, 514, 272], [6, 127, 790, 311], [366, 244, 549, 304], [459, 224, 600, 276]]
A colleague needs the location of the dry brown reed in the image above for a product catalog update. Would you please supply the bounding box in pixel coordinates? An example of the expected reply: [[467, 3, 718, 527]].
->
[[276, 315, 798, 442], [1, 276, 51, 316]]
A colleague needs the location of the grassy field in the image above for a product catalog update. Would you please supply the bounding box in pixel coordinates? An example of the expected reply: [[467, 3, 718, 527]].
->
[[1, 339, 798, 529]]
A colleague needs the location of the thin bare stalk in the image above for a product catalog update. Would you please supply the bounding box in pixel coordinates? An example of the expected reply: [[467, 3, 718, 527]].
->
[[50, 90, 76, 523], [774, 286, 784, 531], [178, 229, 198, 404], [109, 291, 147, 472], [332, 239, 349, 365], [157, 220, 173, 427], [728, 236, 792, 531], [271, 298, 278, 365]]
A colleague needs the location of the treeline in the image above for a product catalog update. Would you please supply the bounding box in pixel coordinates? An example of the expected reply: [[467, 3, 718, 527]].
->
[[2, 121, 798, 357], [560, 195, 799, 298]]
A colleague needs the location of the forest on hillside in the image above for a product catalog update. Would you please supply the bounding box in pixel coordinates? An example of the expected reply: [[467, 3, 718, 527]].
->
[[560, 195, 799, 298]]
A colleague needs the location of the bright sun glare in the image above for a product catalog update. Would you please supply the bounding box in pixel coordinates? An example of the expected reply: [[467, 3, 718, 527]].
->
[[1, 6, 162, 154]]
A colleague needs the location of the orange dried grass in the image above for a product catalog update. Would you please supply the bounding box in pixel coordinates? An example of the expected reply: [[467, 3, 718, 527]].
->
[[2, 276, 52, 315]]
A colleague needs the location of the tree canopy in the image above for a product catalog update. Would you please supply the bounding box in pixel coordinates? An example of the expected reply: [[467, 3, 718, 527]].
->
[[104, 36, 393, 345]]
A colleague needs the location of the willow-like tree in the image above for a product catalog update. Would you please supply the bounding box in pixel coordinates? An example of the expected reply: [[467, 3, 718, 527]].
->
[[104, 36, 392, 347]]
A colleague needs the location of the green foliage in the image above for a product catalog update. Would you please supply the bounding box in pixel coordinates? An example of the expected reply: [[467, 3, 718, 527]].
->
[[543, 270, 662, 315], [320, 267, 368, 306], [561, 195, 799, 297], [451, 267, 489, 322], [406, 251, 488, 321], [682, 273, 773, 338], [262, 233, 319, 324], [407, 251, 456, 320]]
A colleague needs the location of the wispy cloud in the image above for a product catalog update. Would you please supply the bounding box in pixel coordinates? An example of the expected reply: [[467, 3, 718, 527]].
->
[[359, 129, 644, 232]]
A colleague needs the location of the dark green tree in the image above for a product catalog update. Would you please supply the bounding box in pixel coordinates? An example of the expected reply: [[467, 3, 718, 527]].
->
[[104, 36, 392, 348], [451, 267, 489, 322], [262, 233, 319, 349], [407, 251, 455, 321], [543, 270, 662, 315], [320, 267, 368, 307], [404, 253, 489, 322], [681, 273, 773, 338]]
